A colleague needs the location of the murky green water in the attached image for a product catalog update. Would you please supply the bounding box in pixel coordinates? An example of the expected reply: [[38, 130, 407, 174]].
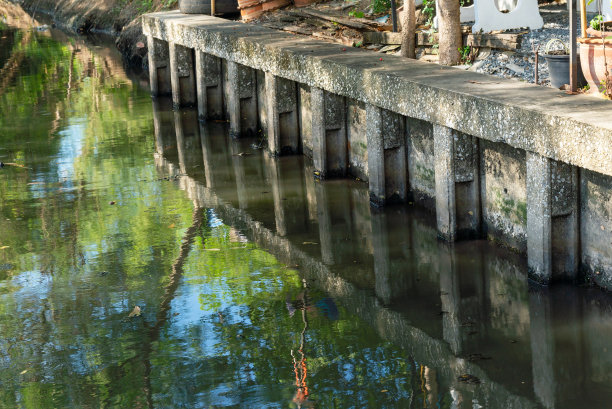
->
[[0, 23, 611, 409]]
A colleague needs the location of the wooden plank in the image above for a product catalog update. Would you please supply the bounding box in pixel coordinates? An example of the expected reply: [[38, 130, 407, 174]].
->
[[300, 10, 370, 30], [466, 33, 521, 50], [365, 30, 521, 51], [363, 31, 402, 44], [283, 25, 313, 35]]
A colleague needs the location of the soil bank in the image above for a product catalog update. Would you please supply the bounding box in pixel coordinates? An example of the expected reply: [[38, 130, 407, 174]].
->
[[6, 0, 179, 68]]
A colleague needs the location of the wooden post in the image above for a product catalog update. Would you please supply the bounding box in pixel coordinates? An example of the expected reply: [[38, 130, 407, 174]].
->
[[580, 0, 587, 39], [570, 0, 578, 92], [390, 0, 398, 32]]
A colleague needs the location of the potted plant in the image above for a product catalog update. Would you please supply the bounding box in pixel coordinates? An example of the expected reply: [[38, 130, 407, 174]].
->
[[179, 0, 238, 15], [543, 39, 587, 89], [578, 4, 612, 96]]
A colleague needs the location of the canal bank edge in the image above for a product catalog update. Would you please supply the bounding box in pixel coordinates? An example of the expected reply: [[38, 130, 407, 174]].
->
[[7, 0, 162, 68], [143, 11, 612, 291]]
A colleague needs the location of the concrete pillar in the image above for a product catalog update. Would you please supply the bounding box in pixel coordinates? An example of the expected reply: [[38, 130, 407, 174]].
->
[[153, 100, 164, 155], [529, 289, 555, 409], [230, 139, 249, 210], [299, 84, 313, 157], [174, 110, 201, 176], [453, 133, 481, 239], [371, 208, 391, 305], [366, 105, 406, 206], [527, 152, 552, 283], [265, 73, 300, 156], [439, 243, 462, 355], [314, 181, 334, 265], [304, 163, 318, 222], [550, 161, 579, 280], [200, 124, 214, 188], [527, 154, 579, 284], [147, 36, 171, 97], [169, 42, 196, 108], [152, 98, 174, 155], [227, 61, 258, 138], [195, 51, 224, 121], [265, 154, 287, 236], [175, 111, 188, 175], [433, 125, 480, 241], [366, 104, 385, 205], [433, 124, 457, 241], [311, 87, 347, 178]]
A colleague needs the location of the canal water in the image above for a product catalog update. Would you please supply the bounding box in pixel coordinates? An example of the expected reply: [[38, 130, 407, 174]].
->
[[0, 21, 611, 409]]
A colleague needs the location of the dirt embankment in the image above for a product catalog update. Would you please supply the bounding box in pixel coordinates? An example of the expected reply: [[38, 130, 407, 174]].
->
[[7, 0, 179, 68]]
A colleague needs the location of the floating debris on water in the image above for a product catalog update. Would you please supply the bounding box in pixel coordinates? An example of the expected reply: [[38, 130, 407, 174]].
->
[[458, 374, 481, 384], [128, 306, 141, 318]]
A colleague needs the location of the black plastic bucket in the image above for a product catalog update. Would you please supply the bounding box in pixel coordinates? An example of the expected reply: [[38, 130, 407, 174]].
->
[[179, 0, 238, 14], [544, 54, 587, 89]]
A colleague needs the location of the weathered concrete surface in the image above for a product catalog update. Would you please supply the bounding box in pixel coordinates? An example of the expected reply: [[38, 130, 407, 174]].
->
[[312, 87, 347, 178], [298, 84, 313, 156], [147, 36, 171, 96], [434, 124, 456, 241], [265, 73, 299, 155], [581, 170, 612, 289], [169, 42, 196, 107], [226, 61, 258, 137], [346, 98, 368, 181], [143, 11, 612, 179], [406, 117, 435, 206], [195, 51, 224, 120], [480, 140, 527, 252], [526, 152, 552, 283]]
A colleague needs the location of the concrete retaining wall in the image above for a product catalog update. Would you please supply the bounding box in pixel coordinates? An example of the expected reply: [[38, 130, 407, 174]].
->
[[143, 12, 612, 290]]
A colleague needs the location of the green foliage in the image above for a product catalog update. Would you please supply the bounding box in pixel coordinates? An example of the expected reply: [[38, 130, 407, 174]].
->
[[349, 10, 365, 18], [137, 0, 154, 12], [590, 14, 604, 30], [371, 0, 391, 14], [162, 0, 178, 9], [422, 0, 435, 26], [458, 45, 472, 63]]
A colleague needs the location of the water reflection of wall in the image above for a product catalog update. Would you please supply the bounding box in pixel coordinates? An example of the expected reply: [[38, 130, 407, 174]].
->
[[152, 100, 612, 409]]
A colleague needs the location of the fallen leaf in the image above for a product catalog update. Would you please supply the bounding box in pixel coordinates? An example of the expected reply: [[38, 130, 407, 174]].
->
[[128, 306, 141, 318], [168, 223, 175, 228], [20, 369, 28, 375], [303, 241, 318, 245], [458, 374, 481, 384], [0, 246, 9, 250], [380, 389, 388, 393], [468, 211, 474, 216]]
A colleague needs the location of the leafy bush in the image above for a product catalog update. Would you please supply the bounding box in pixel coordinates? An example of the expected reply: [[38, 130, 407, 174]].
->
[[371, 0, 391, 14]]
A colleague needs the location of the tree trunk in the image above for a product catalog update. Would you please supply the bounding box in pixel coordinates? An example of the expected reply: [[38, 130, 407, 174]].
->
[[401, 0, 416, 58], [437, 0, 461, 65]]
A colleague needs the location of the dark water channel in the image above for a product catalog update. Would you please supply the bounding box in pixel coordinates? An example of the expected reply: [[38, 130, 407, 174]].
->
[[0, 23, 611, 409]]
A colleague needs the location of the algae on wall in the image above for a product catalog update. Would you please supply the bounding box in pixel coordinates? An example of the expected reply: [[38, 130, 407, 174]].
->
[[480, 140, 527, 252]]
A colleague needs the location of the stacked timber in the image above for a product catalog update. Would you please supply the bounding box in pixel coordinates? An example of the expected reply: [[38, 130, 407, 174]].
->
[[239, 0, 291, 20]]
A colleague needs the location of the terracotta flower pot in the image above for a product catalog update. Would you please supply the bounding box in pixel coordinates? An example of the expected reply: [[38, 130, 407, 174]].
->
[[578, 39, 612, 93], [261, 0, 290, 11], [293, 0, 317, 7], [240, 3, 263, 20]]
